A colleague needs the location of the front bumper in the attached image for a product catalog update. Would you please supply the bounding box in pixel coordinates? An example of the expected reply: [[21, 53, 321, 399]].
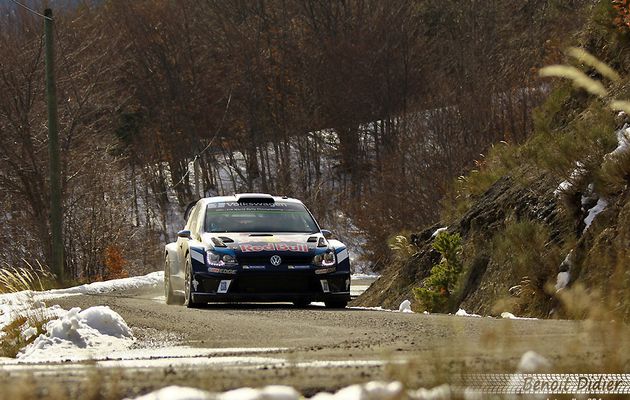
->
[[190, 270, 351, 303]]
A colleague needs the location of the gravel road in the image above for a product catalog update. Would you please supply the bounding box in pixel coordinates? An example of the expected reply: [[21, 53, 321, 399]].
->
[[0, 279, 627, 400]]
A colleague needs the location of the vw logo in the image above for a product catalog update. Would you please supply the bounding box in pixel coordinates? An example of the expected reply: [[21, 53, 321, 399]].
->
[[270, 255, 282, 266]]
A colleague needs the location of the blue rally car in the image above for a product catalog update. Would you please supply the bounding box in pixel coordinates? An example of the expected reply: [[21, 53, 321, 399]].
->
[[164, 193, 351, 308]]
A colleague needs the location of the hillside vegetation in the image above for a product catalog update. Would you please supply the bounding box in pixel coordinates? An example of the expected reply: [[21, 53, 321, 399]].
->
[[356, 1, 630, 321]]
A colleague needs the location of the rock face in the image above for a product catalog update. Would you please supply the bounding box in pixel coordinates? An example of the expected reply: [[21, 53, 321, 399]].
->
[[353, 170, 629, 319]]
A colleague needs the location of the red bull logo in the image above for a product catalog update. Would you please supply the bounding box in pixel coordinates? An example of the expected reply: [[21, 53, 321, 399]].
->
[[240, 243, 309, 252]]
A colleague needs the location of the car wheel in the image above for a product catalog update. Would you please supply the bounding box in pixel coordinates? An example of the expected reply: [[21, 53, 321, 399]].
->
[[164, 256, 181, 305], [292, 300, 311, 308], [324, 300, 348, 309], [183, 259, 201, 308]]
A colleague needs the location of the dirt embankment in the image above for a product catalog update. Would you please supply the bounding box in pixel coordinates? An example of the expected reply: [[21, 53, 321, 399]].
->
[[355, 161, 630, 320]]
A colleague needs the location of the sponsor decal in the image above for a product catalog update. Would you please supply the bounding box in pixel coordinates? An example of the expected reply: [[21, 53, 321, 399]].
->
[[242, 265, 266, 270], [208, 267, 237, 274], [336, 249, 349, 263], [288, 265, 311, 270], [239, 243, 309, 252], [217, 280, 231, 294], [315, 267, 336, 275]]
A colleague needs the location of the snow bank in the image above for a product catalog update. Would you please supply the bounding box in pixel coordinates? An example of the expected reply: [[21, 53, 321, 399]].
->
[[18, 306, 134, 362], [42, 271, 163, 300], [0, 271, 163, 309]]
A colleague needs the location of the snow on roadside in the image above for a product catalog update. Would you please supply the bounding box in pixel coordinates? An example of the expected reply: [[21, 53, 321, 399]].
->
[[130, 380, 483, 400], [454, 309, 481, 318], [500, 312, 538, 321], [18, 306, 134, 362], [350, 300, 414, 314], [39, 271, 164, 301], [0, 272, 162, 362], [398, 300, 413, 313], [133, 386, 212, 400], [350, 273, 381, 280]]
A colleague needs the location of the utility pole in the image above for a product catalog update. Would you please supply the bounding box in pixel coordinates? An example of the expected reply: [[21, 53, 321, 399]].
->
[[44, 8, 64, 284]]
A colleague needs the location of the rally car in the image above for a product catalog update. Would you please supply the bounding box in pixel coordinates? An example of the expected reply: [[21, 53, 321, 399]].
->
[[164, 193, 351, 308]]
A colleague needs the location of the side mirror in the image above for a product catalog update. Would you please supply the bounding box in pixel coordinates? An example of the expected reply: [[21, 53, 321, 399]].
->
[[321, 229, 333, 240], [177, 229, 192, 239]]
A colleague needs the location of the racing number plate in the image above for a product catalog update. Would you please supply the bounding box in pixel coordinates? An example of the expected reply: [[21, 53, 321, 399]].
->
[[320, 280, 330, 293], [218, 280, 231, 294]]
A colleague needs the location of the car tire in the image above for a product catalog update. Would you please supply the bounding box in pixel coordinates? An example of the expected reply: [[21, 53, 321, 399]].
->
[[324, 300, 348, 309], [164, 256, 181, 305], [293, 300, 311, 308], [183, 259, 202, 308]]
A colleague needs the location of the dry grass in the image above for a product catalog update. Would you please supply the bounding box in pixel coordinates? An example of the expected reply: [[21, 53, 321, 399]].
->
[[0, 307, 54, 358], [0, 260, 54, 294]]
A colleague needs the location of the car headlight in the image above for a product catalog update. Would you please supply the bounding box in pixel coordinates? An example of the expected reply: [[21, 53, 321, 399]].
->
[[313, 251, 335, 267], [206, 251, 237, 267]]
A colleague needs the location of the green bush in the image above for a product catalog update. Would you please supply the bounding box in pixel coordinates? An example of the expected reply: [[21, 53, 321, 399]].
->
[[414, 231, 463, 312]]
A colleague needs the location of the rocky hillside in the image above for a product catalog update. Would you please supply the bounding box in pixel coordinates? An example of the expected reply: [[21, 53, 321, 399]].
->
[[353, 1, 630, 321]]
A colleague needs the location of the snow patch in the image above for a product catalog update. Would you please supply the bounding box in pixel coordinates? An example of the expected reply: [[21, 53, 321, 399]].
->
[[220, 385, 300, 400], [500, 312, 537, 320], [555, 271, 570, 292], [553, 162, 586, 197], [351, 273, 381, 280], [455, 309, 481, 318], [608, 125, 630, 158], [398, 300, 413, 313], [517, 350, 551, 373], [431, 227, 448, 238], [583, 198, 608, 233]]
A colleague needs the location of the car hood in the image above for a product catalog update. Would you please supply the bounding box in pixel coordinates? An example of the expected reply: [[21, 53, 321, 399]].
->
[[201, 232, 324, 255]]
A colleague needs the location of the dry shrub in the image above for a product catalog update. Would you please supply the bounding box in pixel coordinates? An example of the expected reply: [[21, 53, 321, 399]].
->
[[104, 246, 129, 280], [491, 219, 565, 316]]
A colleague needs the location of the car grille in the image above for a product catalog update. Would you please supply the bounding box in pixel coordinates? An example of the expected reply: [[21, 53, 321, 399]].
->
[[232, 272, 320, 293], [237, 254, 313, 266]]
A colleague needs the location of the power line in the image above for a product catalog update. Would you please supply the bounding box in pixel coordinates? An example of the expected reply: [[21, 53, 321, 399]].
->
[[8, 0, 53, 20]]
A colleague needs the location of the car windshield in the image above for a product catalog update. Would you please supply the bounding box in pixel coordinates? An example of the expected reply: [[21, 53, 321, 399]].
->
[[204, 202, 319, 233]]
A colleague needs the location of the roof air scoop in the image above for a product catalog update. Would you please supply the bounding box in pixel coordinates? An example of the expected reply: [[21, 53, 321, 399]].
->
[[236, 193, 275, 204]]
